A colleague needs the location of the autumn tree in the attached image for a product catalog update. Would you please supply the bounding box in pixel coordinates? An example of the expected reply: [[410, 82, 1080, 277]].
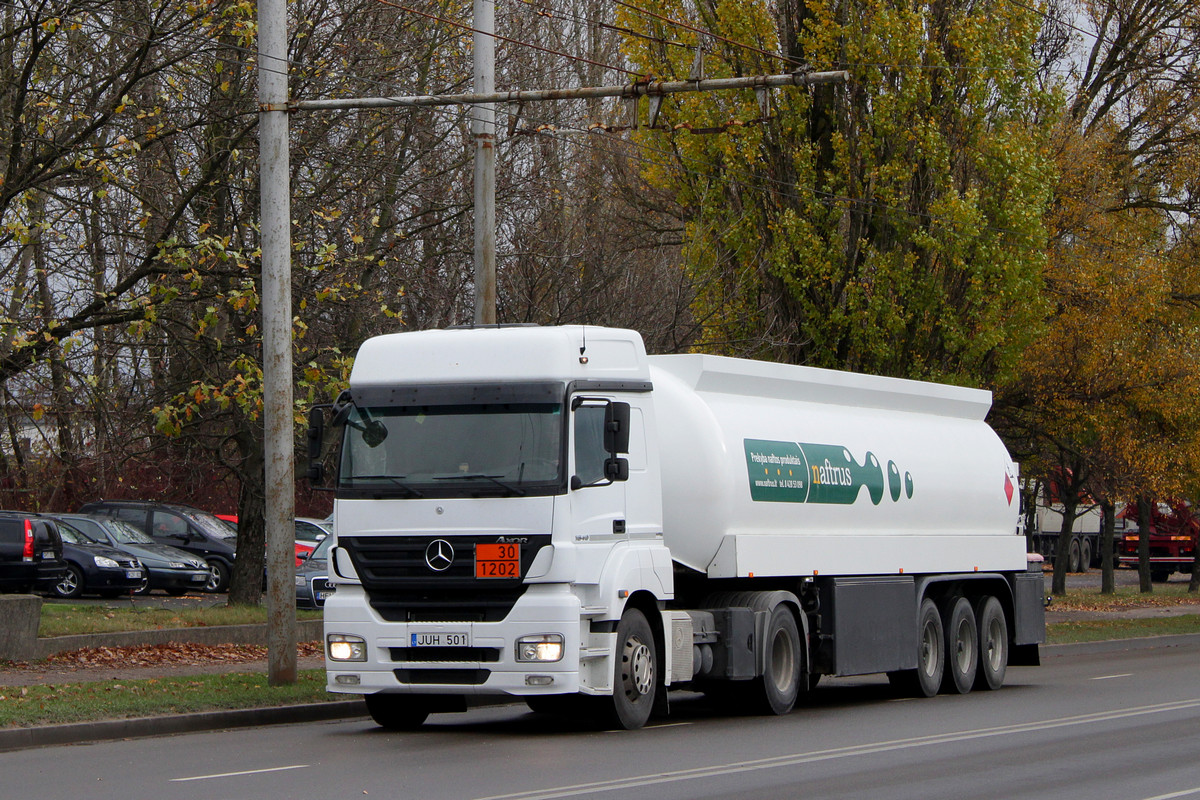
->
[[616, 0, 1056, 383]]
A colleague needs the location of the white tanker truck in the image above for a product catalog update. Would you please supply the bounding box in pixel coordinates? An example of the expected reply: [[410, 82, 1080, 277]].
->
[[308, 325, 1044, 730]]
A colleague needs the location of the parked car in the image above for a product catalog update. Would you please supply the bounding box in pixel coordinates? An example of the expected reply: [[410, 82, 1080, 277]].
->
[[295, 534, 333, 609], [52, 514, 210, 596], [0, 511, 65, 593], [50, 524, 144, 599], [77, 501, 238, 592]]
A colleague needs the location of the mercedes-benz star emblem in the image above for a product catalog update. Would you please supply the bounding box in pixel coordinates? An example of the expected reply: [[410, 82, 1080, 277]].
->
[[425, 539, 455, 572]]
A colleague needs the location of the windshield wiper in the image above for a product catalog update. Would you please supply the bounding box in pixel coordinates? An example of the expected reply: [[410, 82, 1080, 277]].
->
[[346, 475, 425, 498], [433, 473, 526, 496]]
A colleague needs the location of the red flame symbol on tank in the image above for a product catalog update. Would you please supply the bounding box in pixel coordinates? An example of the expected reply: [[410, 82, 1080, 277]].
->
[[1004, 473, 1014, 505]]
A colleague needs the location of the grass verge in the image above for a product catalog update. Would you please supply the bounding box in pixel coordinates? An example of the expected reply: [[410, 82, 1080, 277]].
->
[[38, 603, 323, 637], [1046, 614, 1200, 644], [0, 670, 337, 728]]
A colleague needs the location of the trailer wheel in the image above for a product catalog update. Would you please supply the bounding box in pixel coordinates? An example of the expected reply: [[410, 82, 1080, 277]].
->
[[1066, 538, 1082, 573], [752, 604, 802, 716], [364, 694, 430, 730], [888, 597, 944, 697], [973, 596, 1008, 691], [943, 596, 978, 694], [606, 608, 656, 730], [1079, 537, 1093, 571]]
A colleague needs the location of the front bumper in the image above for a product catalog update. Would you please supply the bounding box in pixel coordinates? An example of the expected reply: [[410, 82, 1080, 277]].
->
[[323, 583, 584, 696]]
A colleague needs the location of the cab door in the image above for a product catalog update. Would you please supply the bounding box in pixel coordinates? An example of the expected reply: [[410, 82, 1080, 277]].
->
[[569, 398, 627, 540]]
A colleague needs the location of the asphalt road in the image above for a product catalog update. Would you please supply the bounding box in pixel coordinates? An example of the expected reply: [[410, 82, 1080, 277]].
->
[[4, 637, 1198, 800]]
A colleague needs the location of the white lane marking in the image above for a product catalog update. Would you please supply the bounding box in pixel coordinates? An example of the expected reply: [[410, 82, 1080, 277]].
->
[[171, 764, 310, 782], [472, 698, 1200, 800], [1091, 673, 1134, 680], [605, 722, 694, 733], [1141, 788, 1200, 800]]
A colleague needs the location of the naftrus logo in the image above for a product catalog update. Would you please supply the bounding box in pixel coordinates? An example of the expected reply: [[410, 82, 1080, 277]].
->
[[744, 438, 914, 506]]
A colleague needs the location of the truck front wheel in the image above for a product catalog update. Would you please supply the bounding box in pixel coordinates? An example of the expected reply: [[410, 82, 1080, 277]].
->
[[607, 608, 657, 730], [753, 604, 802, 715], [364, 694, 430, 730]]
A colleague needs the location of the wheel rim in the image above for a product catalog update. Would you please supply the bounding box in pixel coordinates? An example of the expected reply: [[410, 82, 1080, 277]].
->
[[56, 569, 79, 596], [622, 636, 654, 698], [205, 564, 221, 591], [920, 618, 940, 678], [953, 617, 974, 673], [769, 628, 796, 693], [983, 615, 1005, 672]]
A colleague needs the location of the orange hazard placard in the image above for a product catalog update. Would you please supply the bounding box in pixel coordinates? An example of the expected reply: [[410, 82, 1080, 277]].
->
[[475, 543, 520, 579]]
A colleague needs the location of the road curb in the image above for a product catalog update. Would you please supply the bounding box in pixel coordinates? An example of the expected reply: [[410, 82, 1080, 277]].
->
[[0, 699, 368, 753], [1041, 632, 1200, 657]]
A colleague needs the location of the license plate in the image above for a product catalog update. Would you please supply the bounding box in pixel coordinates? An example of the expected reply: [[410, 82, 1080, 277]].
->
[[191, 573, 207, 581], [126, 570, 142, 579], [315, 589, 334, 601], [475, 543, 520, 579], [410, 631, 470, 647], [42, 551, 55, 560]]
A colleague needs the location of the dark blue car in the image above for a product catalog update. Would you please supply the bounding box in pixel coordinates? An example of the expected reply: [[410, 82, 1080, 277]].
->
[[53, 514, 211, 596], [50, 524, 144, 599]]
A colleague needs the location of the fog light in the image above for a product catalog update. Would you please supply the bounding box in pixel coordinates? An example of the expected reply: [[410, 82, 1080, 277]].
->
[[328, 634, 367, 662], [334, 674, 361, 685], [526, 675, 554, 686], [516, 634, 564, 662]]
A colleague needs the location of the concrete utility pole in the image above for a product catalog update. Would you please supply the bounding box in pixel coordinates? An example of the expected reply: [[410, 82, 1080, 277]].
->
[[257, 0, 298, 686], [473, 0, 496, 325]]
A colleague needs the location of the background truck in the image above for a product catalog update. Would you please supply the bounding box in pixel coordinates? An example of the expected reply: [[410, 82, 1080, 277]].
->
[[308, 325, 1045, 730], [1027, 500, 1131, 572], [1116, 501, 1198, 582]]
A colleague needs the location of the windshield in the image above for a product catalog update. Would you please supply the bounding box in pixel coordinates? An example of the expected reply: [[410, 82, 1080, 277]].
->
[[181, 510, 238, 540], [338, 402, 564, 498], [106, 518, 157, 545]]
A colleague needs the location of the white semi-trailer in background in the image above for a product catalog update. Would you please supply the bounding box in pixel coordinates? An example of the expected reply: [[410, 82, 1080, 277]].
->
[[308, 325, 1044, 730]]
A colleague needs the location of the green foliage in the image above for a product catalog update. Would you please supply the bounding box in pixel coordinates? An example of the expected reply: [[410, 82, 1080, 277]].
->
[[620, 0, 1056, 384]]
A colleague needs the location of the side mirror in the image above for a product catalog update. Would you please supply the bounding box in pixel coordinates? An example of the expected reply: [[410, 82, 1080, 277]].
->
[[604, 457, 629, 482], [603, 402, 631, 454]]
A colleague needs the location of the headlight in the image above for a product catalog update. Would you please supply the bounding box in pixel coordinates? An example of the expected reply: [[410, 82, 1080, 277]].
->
[[295, 575, 308, 588], [168, 561, 187, 569], [327, 634, 367, 662], [516, 634, 564, 663], [93, 556, 119, 569]]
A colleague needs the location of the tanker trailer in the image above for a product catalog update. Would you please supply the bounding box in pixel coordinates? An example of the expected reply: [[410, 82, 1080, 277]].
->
[[311, 324, 1044, 731]]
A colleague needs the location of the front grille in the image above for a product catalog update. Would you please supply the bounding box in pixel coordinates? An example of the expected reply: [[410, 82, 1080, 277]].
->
[[394, 669, 491, 685], [390, 647, 501, 663], [339, 534, 550, 622]]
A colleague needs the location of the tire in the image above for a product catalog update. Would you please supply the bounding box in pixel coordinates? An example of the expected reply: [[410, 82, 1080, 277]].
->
[[943, 596, 978, 694], [1079, 537, 1093, 571], [605, 608, 657, 730], [52, 564, 85, 599], [973, 596, 1008, 691], [204, 560, 230, 593], [1151, 568, 1172, 583], [1067, 538, 1082, 573], [750, 604, 802, 715], [133, 575, 151, 596], [889, 597, 944, 697], [364, 693, 430, 730]]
